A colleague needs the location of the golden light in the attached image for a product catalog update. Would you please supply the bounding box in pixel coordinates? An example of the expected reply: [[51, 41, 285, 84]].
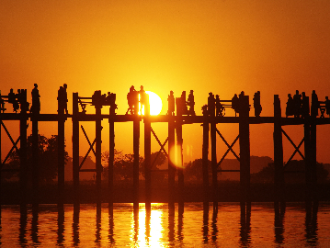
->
[[138, 91, 163, 116], [146, 91, 162, 116], [130, 204, 164, 247], [169, 145, 184, 169]]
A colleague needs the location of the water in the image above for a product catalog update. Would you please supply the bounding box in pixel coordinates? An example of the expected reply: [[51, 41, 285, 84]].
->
[[0, 202, 330, 247]]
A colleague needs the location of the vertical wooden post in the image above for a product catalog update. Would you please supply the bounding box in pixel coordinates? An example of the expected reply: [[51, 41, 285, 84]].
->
[[20, 90, 28, 207], [310, 96, 317, 202], [239, 95, 250, 204], [133, 117, 140, 205], [168, 113, 175, 205], [144, 94, 151, 207], [108, 106, 115, 206], [0, 119, 1, 219], [210, 105, 217, 207], [0, 92, 2, 218], [72, 93, 80, 205], [57, 90, 65, 206], [274, 95, 284, 203], [304, 113, 312, 202], [32, 98, 39, 206], [95, 103, 102, 208], [176, 98, 184, 205], [202, 107, 209, 203]]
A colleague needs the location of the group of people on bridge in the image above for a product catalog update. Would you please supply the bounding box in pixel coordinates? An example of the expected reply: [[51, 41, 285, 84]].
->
[[126, 85, 148, 115], [0, 88, 30, 113], [203, 91, 262, 117], [166, 90, 195, 116], [286, 90, 330, 118]]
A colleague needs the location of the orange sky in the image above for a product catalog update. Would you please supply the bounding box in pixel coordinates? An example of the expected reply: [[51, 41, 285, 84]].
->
[[1, 0, 330, 164]]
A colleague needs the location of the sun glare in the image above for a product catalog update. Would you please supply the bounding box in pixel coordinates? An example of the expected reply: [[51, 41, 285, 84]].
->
[[146, 91, 162, 116], [137, 91, 162, 116]]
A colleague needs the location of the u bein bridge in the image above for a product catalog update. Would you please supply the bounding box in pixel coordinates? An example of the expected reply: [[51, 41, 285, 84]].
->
[[0, 85, 328, 214]]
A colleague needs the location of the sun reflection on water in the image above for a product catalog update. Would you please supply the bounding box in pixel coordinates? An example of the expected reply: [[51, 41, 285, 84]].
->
[[130, 203, 164, 247]]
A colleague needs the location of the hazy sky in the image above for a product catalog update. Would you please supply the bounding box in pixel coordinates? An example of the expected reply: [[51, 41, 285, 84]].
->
[[1, 0, 330, 163]]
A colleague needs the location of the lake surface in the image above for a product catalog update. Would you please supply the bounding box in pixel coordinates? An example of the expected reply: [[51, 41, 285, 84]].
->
[[0, 202, 329, 247]]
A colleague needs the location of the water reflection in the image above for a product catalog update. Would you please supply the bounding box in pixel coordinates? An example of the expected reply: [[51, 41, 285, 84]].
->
[[95, 205, 101, 244], [31, 204, 39, 244], [211, 203, 218, 243], [274, 201, 285, 244], [239, 202, 251, 246], [168, 202, 175, 245], [57, 204, 64, 245], [108, 204, 114, 245], [202, 202, 209, 243], [305, 201, 318, 246], [73, 204, 80, 245], [177, 202, 184, 242], [19, 204, 27, 245], [0, 202, 328, 247]]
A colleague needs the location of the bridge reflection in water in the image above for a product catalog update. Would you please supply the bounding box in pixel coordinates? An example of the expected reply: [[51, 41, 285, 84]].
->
[[0, 202, 326, 247]]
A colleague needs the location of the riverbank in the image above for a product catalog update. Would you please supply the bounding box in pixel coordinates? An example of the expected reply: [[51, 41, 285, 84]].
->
[[1, 181, 329, 204]]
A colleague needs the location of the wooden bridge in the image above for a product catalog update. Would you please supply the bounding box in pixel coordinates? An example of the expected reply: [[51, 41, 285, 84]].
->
[[0, 87, 327, 214]]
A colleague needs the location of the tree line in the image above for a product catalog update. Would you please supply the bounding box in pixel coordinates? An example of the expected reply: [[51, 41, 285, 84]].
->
[[3, 134, 329, 184]]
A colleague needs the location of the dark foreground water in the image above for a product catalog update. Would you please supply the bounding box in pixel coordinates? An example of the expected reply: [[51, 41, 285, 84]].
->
[[0, 202, 329, 247]]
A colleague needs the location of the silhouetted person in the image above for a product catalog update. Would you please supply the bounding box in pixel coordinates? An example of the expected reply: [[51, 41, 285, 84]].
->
[[238, 91, 246, 114], [187, 90, 195, 116], [301, 92, 309, 118], [57, 84, 68, 114], [8, 88, 15, 103], [13, 89, 21, 112], [181, 91, 188, 115], [167, 91, 175, 115], [286, 94, 294, 118], [208, 93, 215, 116], [325, 96, 330, 117], [8, 88, 19, 112], [215, 95, 224, 117], [107, 92, 117, 115], [16, 89, 28, 112], [30, 84, 40, 114], [232, 94, 239, 115], [126, 86, 137, 115], [139, 85, 147, 114], [0, 96, 5, 113], [202, 104, 208, 115], [253, 91, 262, 117], [63, 84, 68, 114], [293, 90, 301, 118], [311, 90, 319, 117]]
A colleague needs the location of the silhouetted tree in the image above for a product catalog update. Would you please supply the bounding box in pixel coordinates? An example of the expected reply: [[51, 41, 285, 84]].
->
[[251, 160, 329, 184], [4, 134, 69, 183], [102, 150, 143, 181], [184, 158, 212, 182], [139, 151, 167, 178]]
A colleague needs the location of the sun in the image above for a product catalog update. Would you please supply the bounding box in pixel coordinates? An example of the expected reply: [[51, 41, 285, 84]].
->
[[146, 91, 162, 115]]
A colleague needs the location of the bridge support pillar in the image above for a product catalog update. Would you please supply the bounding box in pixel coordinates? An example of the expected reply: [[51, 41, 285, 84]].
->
[[168, 115, 175, 206], [176, 98, 184, 206], [239, 95, 250, 204], [144, 97, 151, 209], [274, 95, 285, 203], [95, 104, 102, 208], [57, 94, 65, 206], [202, 109, 209, 203], [133, 117, 140, 206], [72, 93, 80, 206], [32, 111, 39, 206], [108, 109, 115, 207]]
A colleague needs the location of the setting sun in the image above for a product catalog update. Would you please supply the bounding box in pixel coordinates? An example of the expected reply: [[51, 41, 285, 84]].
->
[[146, 91, 162, 116]]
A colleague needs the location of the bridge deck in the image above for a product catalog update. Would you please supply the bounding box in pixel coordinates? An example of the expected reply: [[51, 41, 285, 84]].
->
[[1, 113, 330, 125]]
